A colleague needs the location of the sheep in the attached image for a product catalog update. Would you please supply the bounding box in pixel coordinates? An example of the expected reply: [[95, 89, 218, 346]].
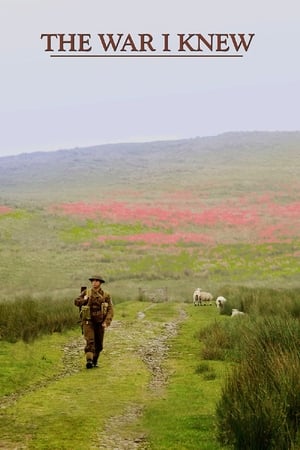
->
[[216, 296, 227, 308], [193, 288, 213, 306], [193, 288, 201, 306], [199, 291, 213, 306], [231, 308, 245, 317]]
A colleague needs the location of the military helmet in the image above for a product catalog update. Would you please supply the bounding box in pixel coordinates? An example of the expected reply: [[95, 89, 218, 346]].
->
[[89, 275, 105, 283]]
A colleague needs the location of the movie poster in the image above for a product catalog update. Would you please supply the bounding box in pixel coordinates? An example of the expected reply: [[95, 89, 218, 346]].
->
[[1, 1, 300, 449]]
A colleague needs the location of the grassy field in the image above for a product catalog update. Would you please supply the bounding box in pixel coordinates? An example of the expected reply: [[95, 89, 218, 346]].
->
[[0, 193, 299, 301]]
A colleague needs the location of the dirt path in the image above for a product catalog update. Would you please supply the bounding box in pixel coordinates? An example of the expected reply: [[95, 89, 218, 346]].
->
[[95, 307, 187, 449]]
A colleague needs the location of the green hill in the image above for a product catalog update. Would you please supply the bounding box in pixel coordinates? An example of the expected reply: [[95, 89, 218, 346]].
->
[[0, 131, 299, 297], [1, 131, 299, 204]]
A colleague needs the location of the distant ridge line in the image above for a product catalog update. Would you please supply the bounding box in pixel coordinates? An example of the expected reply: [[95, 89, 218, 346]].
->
[[1, 130, 300, 160]]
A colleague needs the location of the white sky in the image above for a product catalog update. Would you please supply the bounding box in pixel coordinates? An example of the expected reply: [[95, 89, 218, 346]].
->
[[0, 0, 299, 156]]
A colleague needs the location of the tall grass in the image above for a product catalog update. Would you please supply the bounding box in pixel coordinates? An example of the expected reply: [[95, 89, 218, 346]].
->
[[215, 285, 300, 318], [0, 294, 134, 343], [197, 288, 300, 449], [0, 296, 78, 342], [216, 316, 300, 449]]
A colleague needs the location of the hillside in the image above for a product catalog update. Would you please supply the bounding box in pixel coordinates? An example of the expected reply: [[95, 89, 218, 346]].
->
[[0, 131, 300, 296], [1, 131, 300, 204]]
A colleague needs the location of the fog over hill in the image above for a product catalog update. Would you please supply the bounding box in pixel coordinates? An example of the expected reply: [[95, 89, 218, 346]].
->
[[1, 131, 300, 204]]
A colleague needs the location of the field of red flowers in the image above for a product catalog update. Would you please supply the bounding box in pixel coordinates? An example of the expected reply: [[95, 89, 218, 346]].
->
[[1, 188, 299, 296], [50, 191, 300, 246]]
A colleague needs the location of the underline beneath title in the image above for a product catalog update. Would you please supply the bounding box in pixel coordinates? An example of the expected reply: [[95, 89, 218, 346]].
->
[[50, 54, 244, 58]]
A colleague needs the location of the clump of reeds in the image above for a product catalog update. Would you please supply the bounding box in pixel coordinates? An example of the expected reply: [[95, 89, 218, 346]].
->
[[0, 296, 78, 343], [216, 315, 300, 449]]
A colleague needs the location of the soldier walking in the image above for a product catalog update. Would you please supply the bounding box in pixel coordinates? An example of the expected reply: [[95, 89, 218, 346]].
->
[[74, 275, 114, 369]]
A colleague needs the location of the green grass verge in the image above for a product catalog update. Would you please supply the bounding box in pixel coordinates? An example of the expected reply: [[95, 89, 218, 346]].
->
[[0, 330, 75, 397], [141, 305, 229, 449], [0, 354, 148, 449]]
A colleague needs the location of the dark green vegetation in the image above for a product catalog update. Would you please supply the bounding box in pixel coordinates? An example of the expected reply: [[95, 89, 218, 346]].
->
[[198, 288, 300, 449], [216, 316, 300, 450], [0, 296, 76, 342]]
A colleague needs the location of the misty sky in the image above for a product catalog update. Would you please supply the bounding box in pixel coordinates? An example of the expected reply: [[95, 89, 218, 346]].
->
[[0, 0, 299, 157]]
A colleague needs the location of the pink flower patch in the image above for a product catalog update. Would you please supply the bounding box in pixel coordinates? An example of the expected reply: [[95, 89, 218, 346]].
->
[[50, 196, 300, 245], [267, 202, 300, 218], [258, 223, 298, 243], [0, 206, 12, 214], [51, 201, 261, 228]]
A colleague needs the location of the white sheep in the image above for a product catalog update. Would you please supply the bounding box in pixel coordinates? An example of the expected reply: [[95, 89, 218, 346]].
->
[[216, 296, 227, 308], [193, 288, 213, 306], [231, 308, 245, 317], [193, 288, 202, 306], [199, 291, 213, 306]]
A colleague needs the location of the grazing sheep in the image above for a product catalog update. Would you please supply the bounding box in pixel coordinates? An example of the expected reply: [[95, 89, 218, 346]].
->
[[193, 288, 202, 306], [193, 288, 213, 306], [231, 308, 245, 317], [199, 291, 213, 306], [216, 296, 227, 308]]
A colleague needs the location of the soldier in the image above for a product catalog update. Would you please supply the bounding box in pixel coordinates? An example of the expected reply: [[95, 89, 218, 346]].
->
[[74, 275, 114, 369]]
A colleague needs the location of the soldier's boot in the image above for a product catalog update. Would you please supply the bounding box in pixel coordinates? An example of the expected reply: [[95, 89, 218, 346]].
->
[[86, 359, 93, 369], [93, 356, 99, 368], [86, 351, 94, 369]]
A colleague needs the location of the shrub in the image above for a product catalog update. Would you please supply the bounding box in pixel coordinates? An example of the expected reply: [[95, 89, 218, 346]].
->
[[0, 294, 127, 343], [195, 362, 210, 374], [198, 319, 247, 362], [216, 316, 300, 449], [0, 296, 78, 343], [216, 285, 300, 318]]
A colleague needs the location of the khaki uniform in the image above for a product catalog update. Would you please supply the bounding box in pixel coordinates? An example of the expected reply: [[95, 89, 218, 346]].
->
[[74, 287, 114, 365]]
